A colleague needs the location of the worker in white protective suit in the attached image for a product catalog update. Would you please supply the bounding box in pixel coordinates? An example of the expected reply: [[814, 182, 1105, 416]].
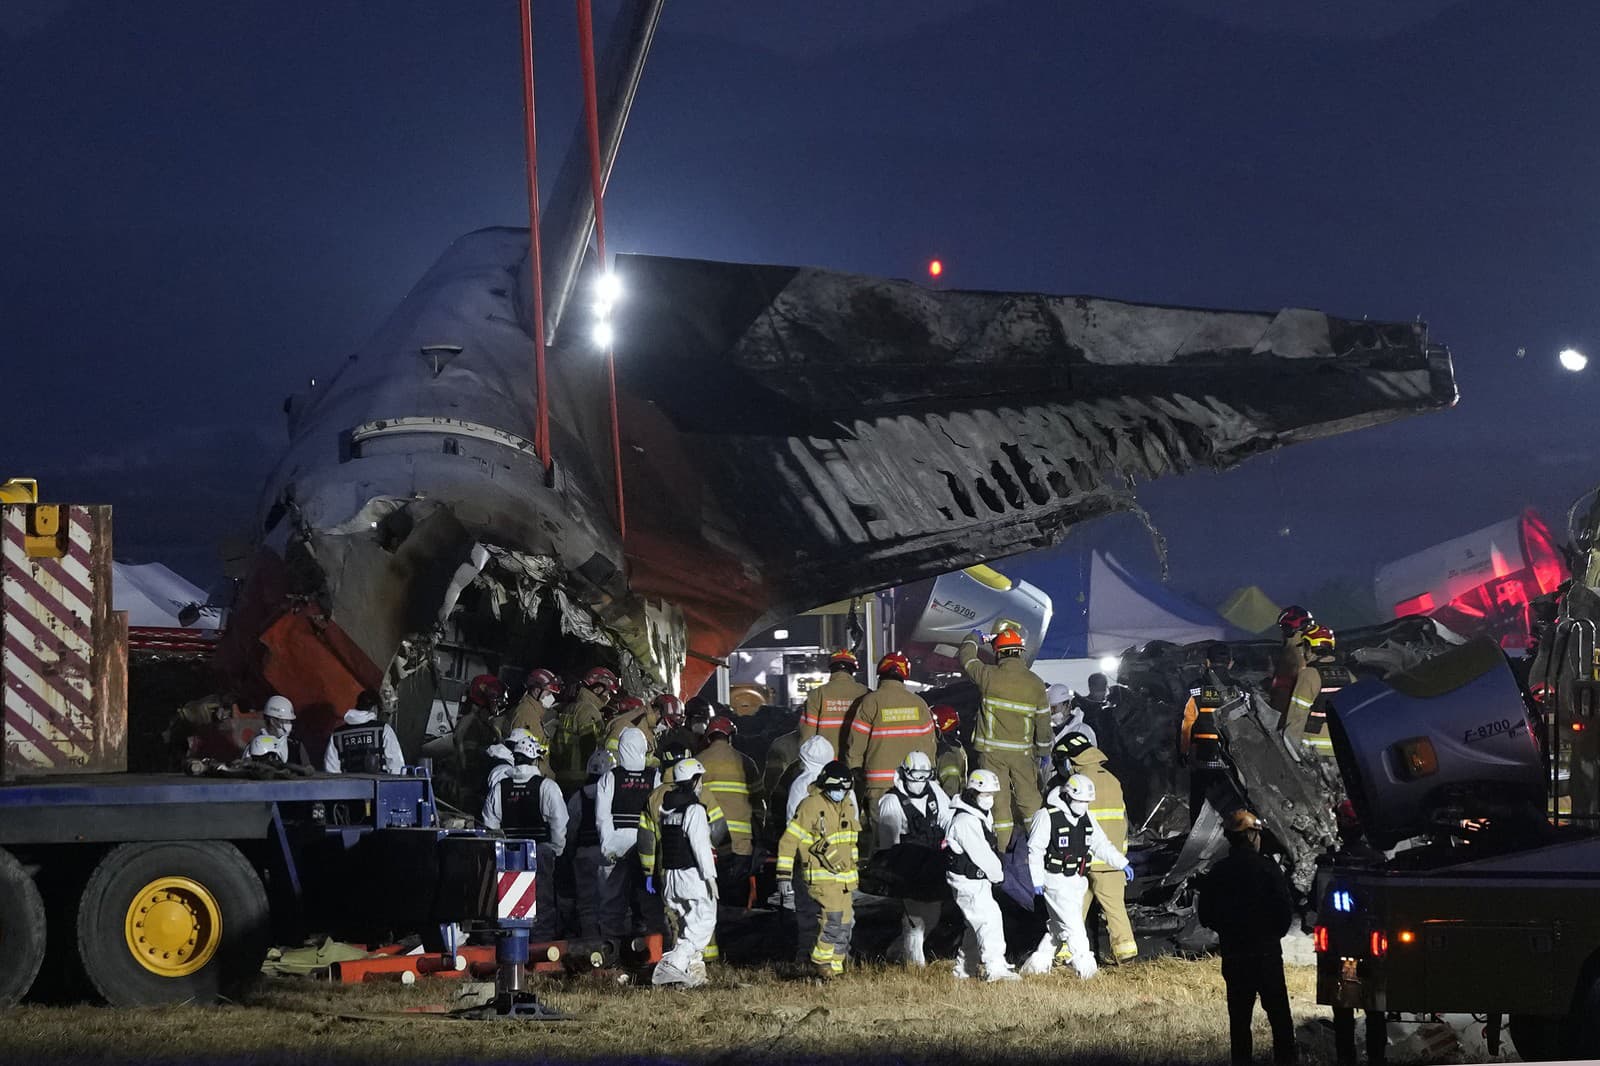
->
[[782, 734, 843, 958], [1021, 772, 1131, 978], [874, 750, 950, 967], [322, 691, 405, 774], [567, 748, 618, 939], [595, 726, 661, 940], [1047, 684, 1098, 749], [482, 735, 568, 941], [260, 695, 310, 766], [945, 769, 1019, 981], [651, 757, 719, 987]]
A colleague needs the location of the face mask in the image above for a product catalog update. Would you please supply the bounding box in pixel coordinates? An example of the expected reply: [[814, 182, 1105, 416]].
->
[[903, 776, 928, 796], [976, 793, 995, 812], [1051, 709, 1067, 729], [1069, 799, 1089, 816], [266, 720, 290, 739], [691, 721, 707, 735], [539, 692, 556, 709], [823, 788, 847, 803]]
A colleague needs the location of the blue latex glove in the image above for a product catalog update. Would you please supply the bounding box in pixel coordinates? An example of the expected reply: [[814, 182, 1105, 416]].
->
[[645, 874, 656, 895], [1123, 866, 1136, 884], [1034, 883, 1045, 897]]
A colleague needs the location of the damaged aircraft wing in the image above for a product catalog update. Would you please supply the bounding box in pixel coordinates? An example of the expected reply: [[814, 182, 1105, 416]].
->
[[229, 228, 1455, 734]]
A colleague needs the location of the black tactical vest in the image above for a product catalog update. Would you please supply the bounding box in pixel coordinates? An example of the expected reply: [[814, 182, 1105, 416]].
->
[[1043, 807, 1092, 876], [576, 789, 600, 849], [893, 789, 944, 849], [500, 776, 551, 842], [658, 788, 702, 871], [942, 811, 998, 880], [331, 723, 384, 774], [609, 767, 654, 830]]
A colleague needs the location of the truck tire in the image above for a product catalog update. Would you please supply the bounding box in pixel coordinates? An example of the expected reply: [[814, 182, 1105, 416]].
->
[[1509, 1014, 1567, 1063], [0, 846, 47, 1007], [76, 841, 269, 1006], [1568, 973, 1600, 1058]]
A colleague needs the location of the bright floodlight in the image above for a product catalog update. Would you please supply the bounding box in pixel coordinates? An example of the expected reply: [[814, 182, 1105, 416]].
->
[[596, 271, 623, 305], [773, 628, 789, 640], [1098, 655, 1120, 673], [592, 321, 615, 349], [1560, 348, 1588, 372]]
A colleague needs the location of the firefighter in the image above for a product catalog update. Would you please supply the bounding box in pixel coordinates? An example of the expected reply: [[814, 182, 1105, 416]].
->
[[1197, 809, 1297, 1066], [1056, 732, 1139, 965], [508, 667, 563, 739], [1299, 627, 1348, 762], [683, 696, 714, 747], [650, 757, 720, 988], [698, 715, 764, 875], [777, 734, 838, 946], [800, 649, 868, 754], [605, 694, 658, 759], [775, 759, 861, 979], [1281, 626, 1335, 757], [482, 735, 568, 942], [595, 726, 660, 941], [1269, 606, 1316, 714], [260, 696, 310, 766], [1182, 642, 1238, 822], [454, 673, 507, 772], [654, 694, 697, 752], [931, 704, 969, 798], [1021, 773, 1132, 978], [959, 629, 1051, 851], [873, 750, 949, 967], [550, 666, 617, 792], [566, 748, 617, 939], [946, 769, 1017, 981], [843, 652, 936, 822], [322, 691, 405, 774]]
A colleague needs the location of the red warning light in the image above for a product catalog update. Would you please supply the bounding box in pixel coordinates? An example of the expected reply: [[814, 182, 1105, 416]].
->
[[928, 259, 944, 278]]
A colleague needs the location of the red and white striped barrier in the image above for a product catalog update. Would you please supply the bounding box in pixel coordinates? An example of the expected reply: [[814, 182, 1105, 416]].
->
[[497, 870, 538, 920]]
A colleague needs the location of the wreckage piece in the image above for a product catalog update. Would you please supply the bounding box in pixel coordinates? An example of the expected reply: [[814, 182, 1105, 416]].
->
[[237, 230, 1456, 740]]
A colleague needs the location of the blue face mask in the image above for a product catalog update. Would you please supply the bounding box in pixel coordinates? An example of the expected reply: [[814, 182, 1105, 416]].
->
[[823, 788, 847, 803]]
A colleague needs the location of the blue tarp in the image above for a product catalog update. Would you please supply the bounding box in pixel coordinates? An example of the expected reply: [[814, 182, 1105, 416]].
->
[[996, 549, 1245, 659]]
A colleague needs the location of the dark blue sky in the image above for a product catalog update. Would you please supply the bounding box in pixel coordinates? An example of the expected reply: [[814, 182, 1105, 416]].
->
[[2, 1, 1595, 611]]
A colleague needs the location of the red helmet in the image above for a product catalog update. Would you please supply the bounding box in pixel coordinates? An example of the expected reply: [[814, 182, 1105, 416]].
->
[[467, 674, 506, 709], [992, 629, 1025, 655], [525, 668, 562, 696], [877, 652, 911, 680], [931, 704, 960, 735], [653, 693, 684, 726], [1277, 606, 1315, 635], [828, 649, 858, 671], [608, 694, 644, 721], [706, 715, 737, 741], [582, 666, 620, 695]]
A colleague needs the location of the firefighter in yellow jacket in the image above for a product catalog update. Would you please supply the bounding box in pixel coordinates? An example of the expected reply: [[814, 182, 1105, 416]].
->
[[1281, 626, 1337, 759], [843, 652, 937, 817], [549, 667, 616, 792], [1056, 733, 1139, 964], [959, 629, 1051, 850], [800, 650, 868, 754], [775, 760, 861, 979], [698, 715, 764, 860]]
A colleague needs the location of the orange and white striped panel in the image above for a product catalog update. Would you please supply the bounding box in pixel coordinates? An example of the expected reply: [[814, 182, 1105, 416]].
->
[[1, 507, 97, 769]]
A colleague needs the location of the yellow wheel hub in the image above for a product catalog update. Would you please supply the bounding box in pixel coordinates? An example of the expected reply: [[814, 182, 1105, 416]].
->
[[123, 876, 221, 978]]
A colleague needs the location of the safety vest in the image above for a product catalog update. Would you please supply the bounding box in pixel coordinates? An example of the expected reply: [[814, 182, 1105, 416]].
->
[[892, 789, 944, 849], [500, 777, 551, 843], [331, 723, 385, 773], [575, 789, 601, 849], [608, 766, 654, 830], [657, 789, 702, 871], [1303, 662, 1349, 756], [1189, 683, 1229, 769], [943, 812, 998, 881], [1043, 807, 1092, 876]]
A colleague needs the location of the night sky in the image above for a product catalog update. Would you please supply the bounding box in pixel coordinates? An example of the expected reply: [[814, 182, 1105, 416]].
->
[[3, 1, 1596, 616]]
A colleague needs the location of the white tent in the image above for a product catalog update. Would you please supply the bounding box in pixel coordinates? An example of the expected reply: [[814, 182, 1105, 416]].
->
[[112, 562, 220, 629]]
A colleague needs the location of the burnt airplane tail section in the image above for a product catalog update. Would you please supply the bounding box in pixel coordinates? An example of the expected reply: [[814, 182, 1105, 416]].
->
[[612, 253, 1457, 686], [234, 229, 1455, 756]]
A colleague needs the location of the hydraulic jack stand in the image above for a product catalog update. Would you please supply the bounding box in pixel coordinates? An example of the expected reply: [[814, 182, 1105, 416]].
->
[[456, 927, 567, 1021]]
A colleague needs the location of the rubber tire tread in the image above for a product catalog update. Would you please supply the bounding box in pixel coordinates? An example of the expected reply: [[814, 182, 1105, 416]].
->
[[1508, 1013, 1567, 1064], [0, 846, 47, 1007], [76, 841, 269, 1006]]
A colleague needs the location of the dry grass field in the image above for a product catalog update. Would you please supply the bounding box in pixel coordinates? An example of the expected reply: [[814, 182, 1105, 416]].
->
[[1, 958, 1368, 1066]]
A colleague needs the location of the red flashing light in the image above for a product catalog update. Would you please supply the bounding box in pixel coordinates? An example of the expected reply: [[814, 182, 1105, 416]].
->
[[1370, 931, 1389, 958], [927, 259, 944, 278], [1312, 926, 1329, 953], [1574, 721, 1585, 733]]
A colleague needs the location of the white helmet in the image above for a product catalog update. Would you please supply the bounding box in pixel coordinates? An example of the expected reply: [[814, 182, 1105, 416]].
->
[[263, 695, 295, 722], [898, 750, 934, 781], [586, 749, 618, 777], [1065, 773, 1096, 804], [512, 736, 546, 763], [966, 769, 1001, 794], [484, 743, 514, 766], [246, 735, 280, 760], [672, 757, 706, 784]]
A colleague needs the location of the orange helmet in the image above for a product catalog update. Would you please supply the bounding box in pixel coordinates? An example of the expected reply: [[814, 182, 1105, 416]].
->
[[1305, 625, 1336, 653], [993, 629, 1026, 655], [931, 704, 960, 735], [877, 652, 911, 680], [828, 649, 858, 671]]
